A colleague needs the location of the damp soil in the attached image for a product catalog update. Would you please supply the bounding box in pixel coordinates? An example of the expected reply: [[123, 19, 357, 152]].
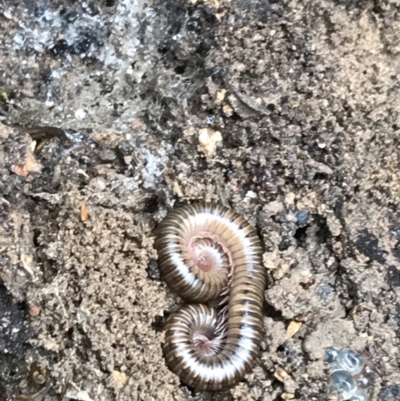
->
[[1, 0, 400, 400]]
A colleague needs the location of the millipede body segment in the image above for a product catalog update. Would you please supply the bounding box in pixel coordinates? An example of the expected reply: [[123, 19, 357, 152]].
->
[[155, 203, 266, 391]]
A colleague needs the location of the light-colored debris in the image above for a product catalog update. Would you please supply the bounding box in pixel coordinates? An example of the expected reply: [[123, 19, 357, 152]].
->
[[197, 128, 222, 158]]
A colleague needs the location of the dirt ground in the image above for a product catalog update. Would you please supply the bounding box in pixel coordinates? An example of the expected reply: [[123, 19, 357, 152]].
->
[[1, 0, 400, 400]]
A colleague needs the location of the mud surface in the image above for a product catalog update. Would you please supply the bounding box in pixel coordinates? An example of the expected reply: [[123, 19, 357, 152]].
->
[[1, 0, 400, 400]]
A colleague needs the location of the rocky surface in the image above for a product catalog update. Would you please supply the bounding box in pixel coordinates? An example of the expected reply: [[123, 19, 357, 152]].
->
[[1, 0, 400, 400]]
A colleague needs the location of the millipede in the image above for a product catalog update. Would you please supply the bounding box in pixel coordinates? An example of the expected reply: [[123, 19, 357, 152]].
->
[[155, 202, 266, 391]]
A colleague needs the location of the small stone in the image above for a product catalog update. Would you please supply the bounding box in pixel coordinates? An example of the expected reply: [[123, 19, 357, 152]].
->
[[317, 138, 327, 148], [13, 33, 25, 47], [197, 128, 222, 158], [380, 384, 400, 401], [99, 149, 117, 161], [205, 115, 214, 124], [183, 126, 196, 137], [146, 260, 161, 280], [146, 8, 155, 17], [263, 201, 285, 217], [29, 306, 41, 317], [317, 285, 334, 303], [387, 265, 400, 287], [295, 210, 309, 227], [281, 393, 295, 400], [13, 155, 42, 178], [245, 190, 257, 199], [215, 89, 226, 103], [74, 109, 87, 120], [274, 367, 290, 381], [223, 104, 234, 116], [111, 370, 128, 389], [285, 192, 296, 205]]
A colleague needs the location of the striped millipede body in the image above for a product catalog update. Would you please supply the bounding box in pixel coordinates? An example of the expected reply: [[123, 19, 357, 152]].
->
[[155, 202, 266, 391]]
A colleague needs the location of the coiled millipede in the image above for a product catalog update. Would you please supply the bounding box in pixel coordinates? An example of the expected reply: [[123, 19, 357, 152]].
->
[[155, 202, 266, 391]]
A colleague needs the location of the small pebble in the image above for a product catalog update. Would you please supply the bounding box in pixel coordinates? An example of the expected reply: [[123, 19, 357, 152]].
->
[[205, 115, 214, 124], [13, 33, 25, 47], [29, 305, 41, 317], [318, 284, 334, 303], [295, 210, 309, 227], [222, 104, 233, 116], [197, 128, 222, 158], [75, 109, 87, 120], [146, 260, 161, 280], [99, 149, 117, 162], [380, 384, 400, 401], [146, 8, 156, 17]]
